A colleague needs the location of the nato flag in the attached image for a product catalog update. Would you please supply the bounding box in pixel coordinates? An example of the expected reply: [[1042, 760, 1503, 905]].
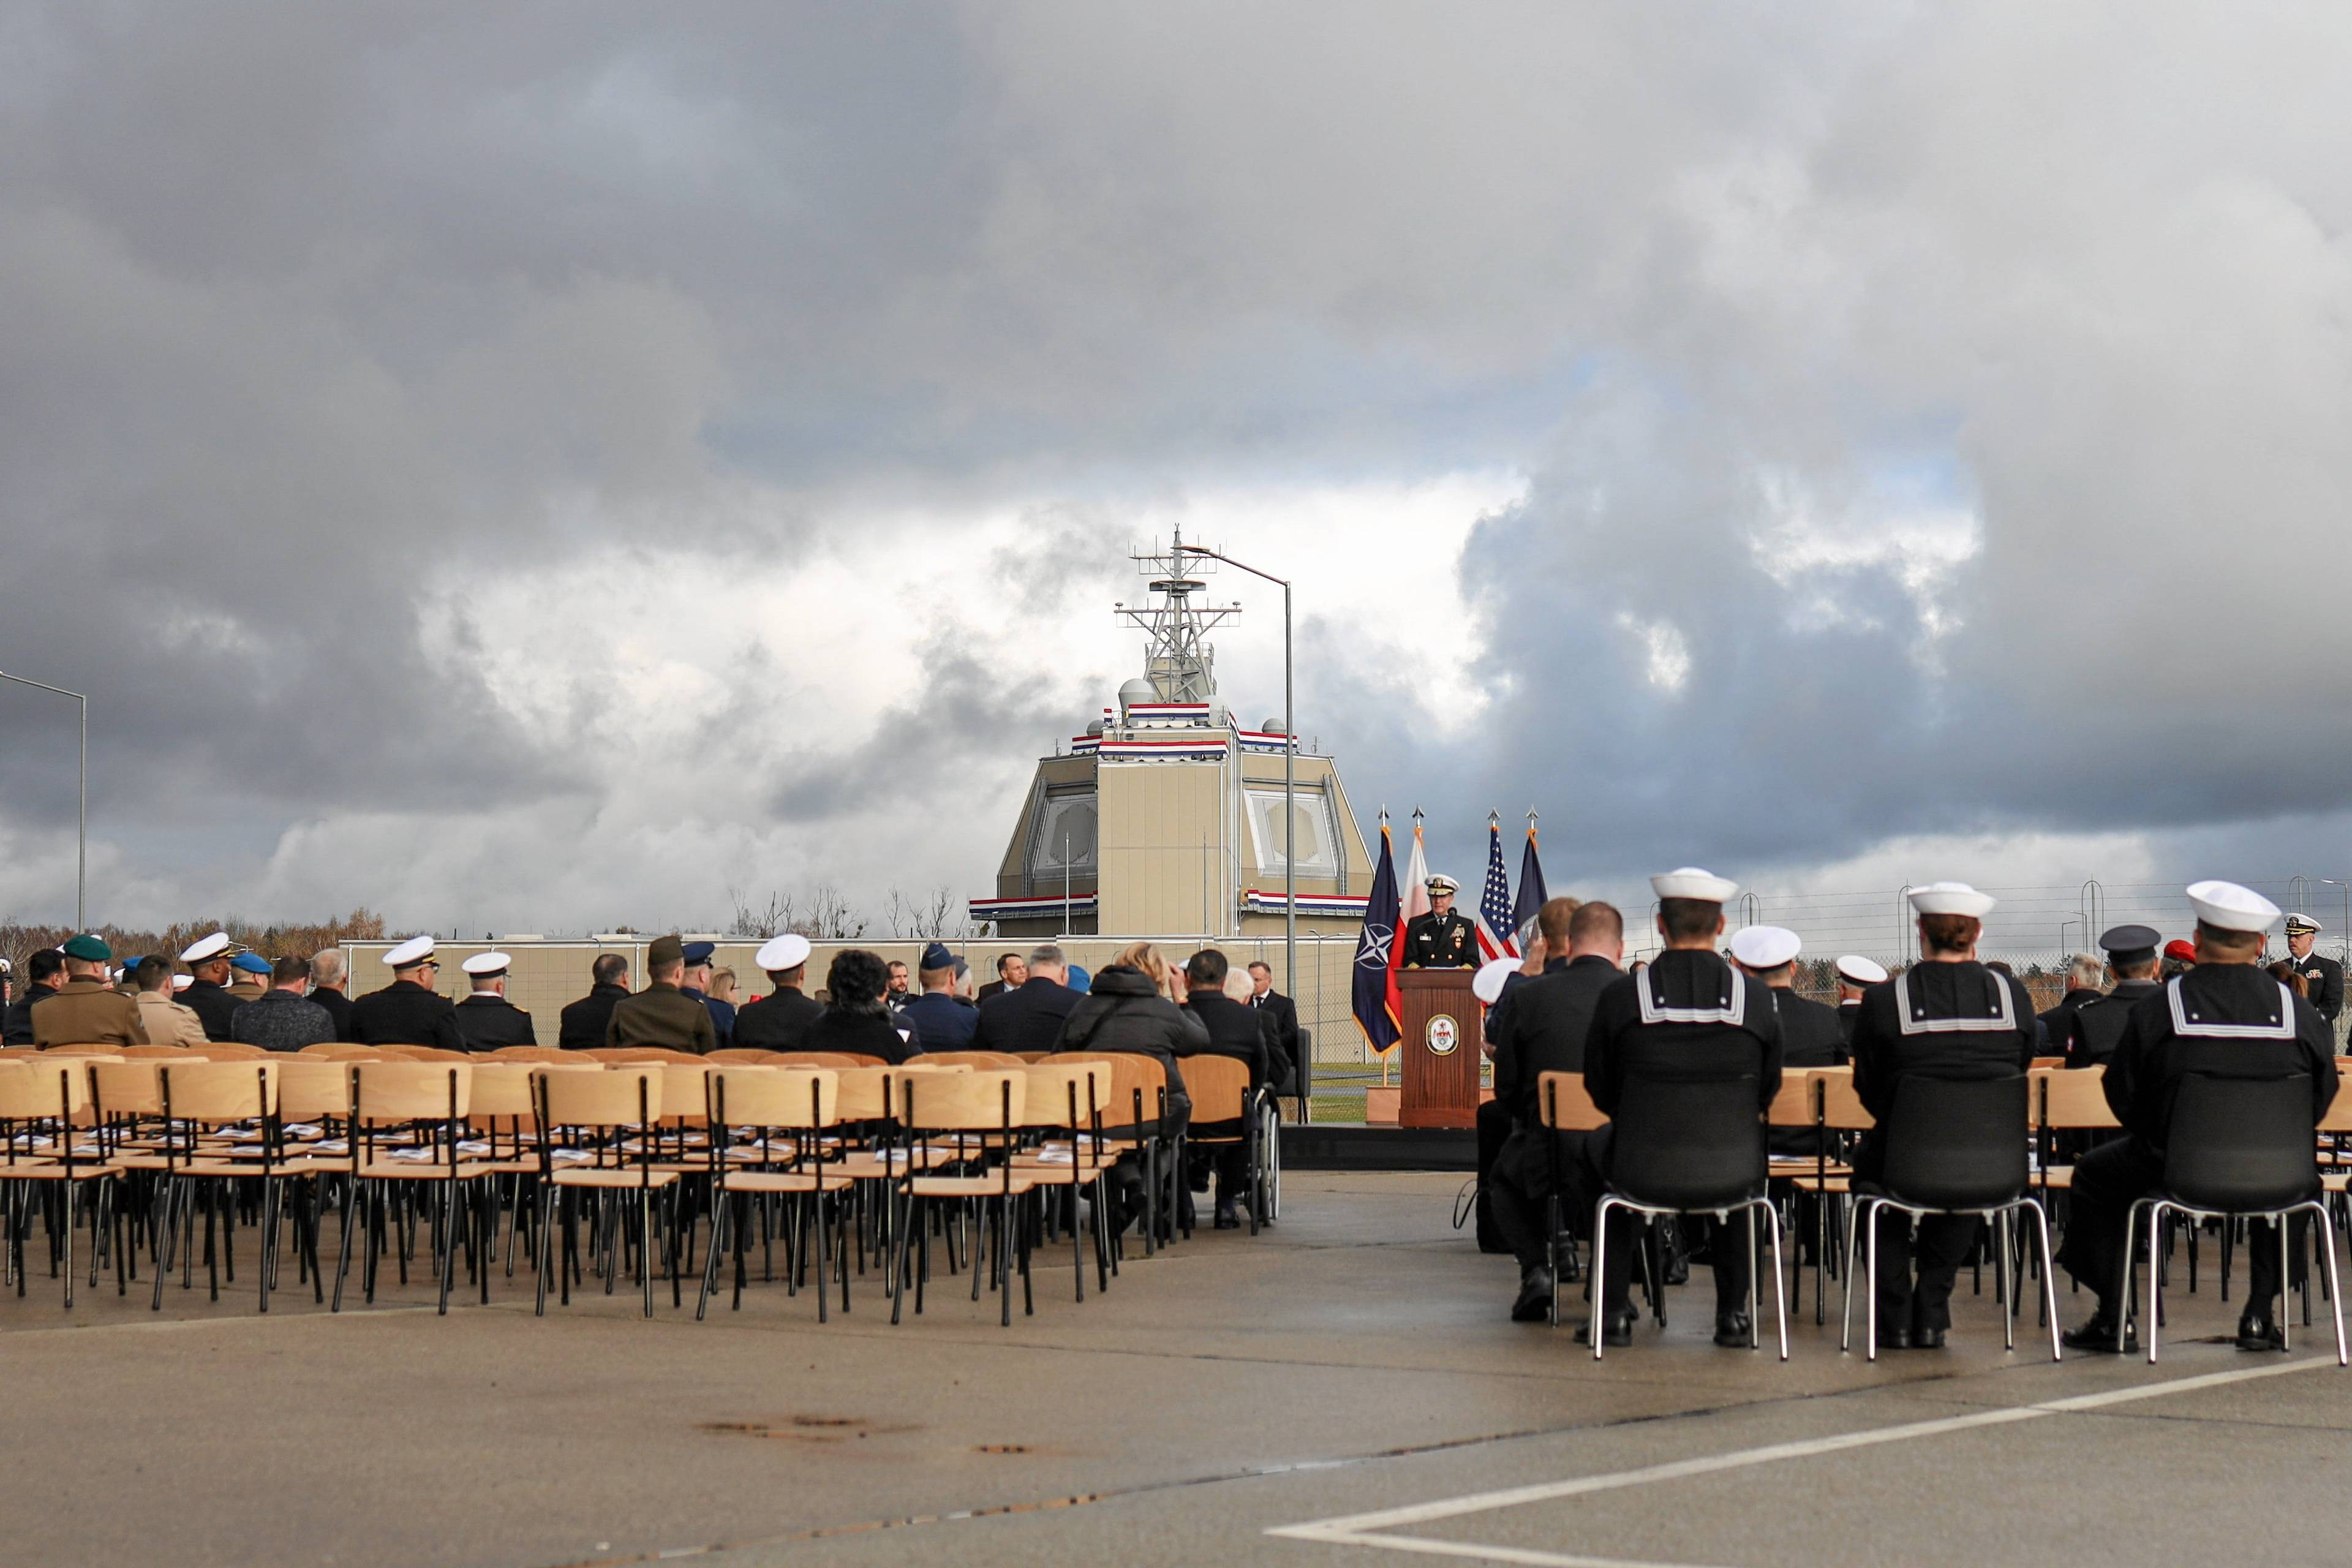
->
[[1353, 821, 1403, 1052]]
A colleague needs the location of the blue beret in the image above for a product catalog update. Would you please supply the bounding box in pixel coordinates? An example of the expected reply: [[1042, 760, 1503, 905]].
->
[[230, 951, 271, 974], [921, 941, 955, 970], [1065, 963, 1091, 993], [680, 941, 716, 964]]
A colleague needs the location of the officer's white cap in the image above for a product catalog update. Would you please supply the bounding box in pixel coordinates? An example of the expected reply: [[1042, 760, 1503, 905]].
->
[[1728, 925, 1802, 969], [1908, 882, 1996, 918], [1426, 874, 1460, 894], [1835, 954, 1890, 986], [179, 932, 230, 963], [755, 933, 813, 971], [2187, 880, 2282, 934], [1651, 867, 1738, 902], [171, 974, 192, 992], [385, 935, 437, 968], [1472, 957, 1521, 1006], [461, 951, 510, 977], [2285, 912, 2323, 935]]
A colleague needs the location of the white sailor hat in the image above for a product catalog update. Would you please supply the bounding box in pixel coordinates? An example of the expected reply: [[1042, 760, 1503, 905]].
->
[[2186, 880, 2282, 934], [179, 932, 230, 964], [1472, 957, 1521, 1006], [2284, 912, 2323, 935], [1835, 954, 1889, 986], [461, 951, 510, 978], [384, 935, 437, 969], [1426, 874, 1460, 895], [1907, 882, 1996, 918], [1727, 925, 1802, 970], [755, 933, 813, 972], [171, 974, 192, 992], [1651, 867, 1738, 903]]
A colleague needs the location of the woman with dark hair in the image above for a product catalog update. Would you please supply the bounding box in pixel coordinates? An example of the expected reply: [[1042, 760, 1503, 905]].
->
[[2268, 959, 2311, 999], [798, 949, 924, 1064]]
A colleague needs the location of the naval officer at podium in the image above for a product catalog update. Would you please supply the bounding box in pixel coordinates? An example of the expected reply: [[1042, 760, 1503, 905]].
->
[[1404, 875, 1479, 968]]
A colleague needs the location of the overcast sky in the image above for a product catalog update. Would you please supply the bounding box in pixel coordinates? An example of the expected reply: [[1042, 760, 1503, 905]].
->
[[4, 3, 2351, 948]]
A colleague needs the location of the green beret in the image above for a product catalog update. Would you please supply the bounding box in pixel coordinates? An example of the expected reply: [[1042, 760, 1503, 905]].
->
[[647, 933, 685, 969], [61, 933, 111, 962]]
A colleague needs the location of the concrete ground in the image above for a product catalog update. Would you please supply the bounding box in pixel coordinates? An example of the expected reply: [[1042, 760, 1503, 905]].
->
[[0, 1172, 2344, 1567]]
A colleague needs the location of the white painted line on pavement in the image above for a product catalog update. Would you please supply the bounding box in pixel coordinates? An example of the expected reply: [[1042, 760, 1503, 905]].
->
[[1267, 1355, 2338, 1567]]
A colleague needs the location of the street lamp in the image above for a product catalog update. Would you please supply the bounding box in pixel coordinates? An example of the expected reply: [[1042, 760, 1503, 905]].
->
[[1171, 541, 1297, 1112], [0, 669, 87, 930]]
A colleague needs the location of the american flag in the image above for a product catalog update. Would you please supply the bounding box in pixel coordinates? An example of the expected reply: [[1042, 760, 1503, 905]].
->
[[1475, 818, 1518, 961]]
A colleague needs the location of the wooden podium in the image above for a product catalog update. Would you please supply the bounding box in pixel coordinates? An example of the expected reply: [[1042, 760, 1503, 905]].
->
[[1397, 968, 1481, 1128]]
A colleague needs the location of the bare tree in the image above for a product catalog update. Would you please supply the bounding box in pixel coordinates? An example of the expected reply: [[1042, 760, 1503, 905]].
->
[[728, 886, 800, 938], [805, 883, 866, 940]]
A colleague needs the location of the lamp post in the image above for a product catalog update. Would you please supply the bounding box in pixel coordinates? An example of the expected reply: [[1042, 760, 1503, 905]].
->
[[1172, 541, 1295, 1093], [0, 670, 87, 930]]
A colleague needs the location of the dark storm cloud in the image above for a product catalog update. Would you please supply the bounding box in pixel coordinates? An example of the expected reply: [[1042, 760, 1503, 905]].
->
[[4, 1, 2350, 922]]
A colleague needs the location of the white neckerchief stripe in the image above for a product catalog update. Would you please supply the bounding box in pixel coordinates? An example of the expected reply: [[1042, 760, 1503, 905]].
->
[[2165, 975, 2296, 1039], [1894, 968, 2017, 1035], [1636, 963, 1747, 1027]]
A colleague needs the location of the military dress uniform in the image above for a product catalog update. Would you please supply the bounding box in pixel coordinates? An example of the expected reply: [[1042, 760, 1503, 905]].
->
[[179, 978, 244, 1042], [2284, 917, 2343, 1027], [606, 982, 717, 1054], [679, 941, 736, 1049], [349, 980, 464, 1049], [32, 976, 149, 1047], [454, 995, 538, 1050], [1403, 909, 1478, 968]]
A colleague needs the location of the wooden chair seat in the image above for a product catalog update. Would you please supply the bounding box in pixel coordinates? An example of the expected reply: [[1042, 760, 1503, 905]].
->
[[2037, 1168, 2075, 1190], [908, 1172, 1040, 1199], [722, 1169, 854, 1194], [355, 1160, 499, 1182], [549, 1167, 680, 1190], [2325, 1172, 2350, 1193], [0, 1161, 119, 1180], [1784, 1174, 1852, 1194]]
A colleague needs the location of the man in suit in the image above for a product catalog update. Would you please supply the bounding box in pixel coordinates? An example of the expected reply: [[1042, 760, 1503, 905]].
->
[[1181, 948, 1276, 1228], [734, 935, 824, 1051], [2059, 883, 2339, 1352], [2283, 914, 2343, 1030], [2, 948, 64, 1045], [176, 932, 245, 1041], [1244, 960, 1300, 1092], [971, 944, 1080, 1055], [978, 952, 1027, 1003], [606, 933, 717, 1054], [1578, 872, 1781, 1348], [557, 952, 632, 1050], [230, 956, 338, 1052], [347, 935, 464, 1049], [307, 949, 355, 1041], [452, 951, 537, 1050], [1486, 898, 1624, 1320], [1847, 884, 2039, 1349], [898, 942, 980, 1051]]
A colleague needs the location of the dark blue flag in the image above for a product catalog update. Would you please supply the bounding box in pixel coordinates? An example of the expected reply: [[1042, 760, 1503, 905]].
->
[[1352, 821, 1402, 1052], [1512, 821, 1548, 950]]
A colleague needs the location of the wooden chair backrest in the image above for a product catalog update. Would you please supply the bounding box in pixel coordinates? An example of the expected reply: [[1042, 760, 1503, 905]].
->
[[921, 1051, 1025, 1069], [1177, 1054, 1250, 1122], [199, 1041, 273, 1061], [298, 1043, 376, 1060], [1814, 1067, 1874, 1129], [2038, 1065, 2120, 1129], [489, 1046, 571, 1062], [1765, 1072, 1815, 1128], [464, 1063, 540, 1118], [0, 1057, 89, 1119], [659, 1062, 717, 1125], [539, 1064, 660, 1126], [2318, 1076, 2352, 1132], [604, 1047, 696, 1065], [385, 1046, 469, 1063], [1537, 1071, 1606, 1131], [831, 1065, 896, 1121], [1054, 1052, 1167, 1128], [40, 1043, 126, 1057], [122, 1044, 200, 1060], [1020, 1062, 1105, 1129], [159, 1061, 279, 1123], [90, 1061, 164, 1117], [709, 1068, 835, 1131], [2030, 1056, 2067, 1070], [275, 1059, 355, 1121], [705, 1049, 786, 1064], [897, 1068, 1024, 1131], [352, 1061, 472, 1121]]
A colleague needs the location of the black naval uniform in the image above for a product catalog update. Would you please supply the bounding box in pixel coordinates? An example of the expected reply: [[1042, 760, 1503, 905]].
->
[[2065, 978, 2162, 1069], [1847, 961, 2037, 1337], [2057, 964, 2337, 1318], [1836, 1000, 1862, 1052], [1402, 908, 1477, 969], [734, 985, 825, 1052], [1485, 954, 1621, 1274], [180, 977, 244, 1042], [453, 993, 538, 1051], [347, 978, 464, 1050], [2289, 949, 2344, 1025], [1578, 949, 1782, 1326]]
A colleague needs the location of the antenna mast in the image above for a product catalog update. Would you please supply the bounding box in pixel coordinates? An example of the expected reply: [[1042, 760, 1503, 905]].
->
[[1117, 526, 1241, 702]]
